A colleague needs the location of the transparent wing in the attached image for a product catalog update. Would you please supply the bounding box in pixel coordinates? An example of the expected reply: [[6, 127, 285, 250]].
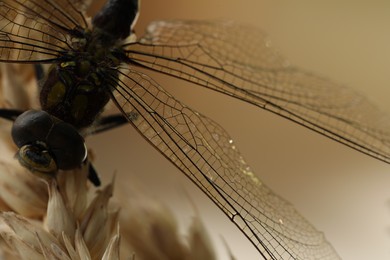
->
[[0, 0, 88, 62], [108, 67, 340, 259], [125, 20, 390, 164]]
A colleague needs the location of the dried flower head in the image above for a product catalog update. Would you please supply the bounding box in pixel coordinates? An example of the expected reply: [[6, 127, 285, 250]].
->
[[119, 191, 217, 260], [0, 171, 120, 260]]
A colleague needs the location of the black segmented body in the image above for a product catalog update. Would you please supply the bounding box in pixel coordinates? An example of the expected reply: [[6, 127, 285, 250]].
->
[[39, 0, 138, 129]]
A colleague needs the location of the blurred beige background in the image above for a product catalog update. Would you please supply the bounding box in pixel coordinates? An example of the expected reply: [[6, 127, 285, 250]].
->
[[88, 1, 390, 259]]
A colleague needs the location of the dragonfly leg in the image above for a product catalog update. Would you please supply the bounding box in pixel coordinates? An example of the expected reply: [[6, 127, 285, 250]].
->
[[0, 108, 24, 121], [87, 161, 101, 186], [34, 64, 45, 82]]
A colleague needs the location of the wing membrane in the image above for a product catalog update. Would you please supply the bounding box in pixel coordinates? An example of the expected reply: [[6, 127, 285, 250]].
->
[[125, 20, 390, 164], [0, 0, 89, 62], [4, 0, 88, 32], [109, 68, 340, 259]]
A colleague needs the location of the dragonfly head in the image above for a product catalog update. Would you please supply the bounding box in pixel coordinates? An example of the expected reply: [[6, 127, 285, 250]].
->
[[11, 110, 87, 178]]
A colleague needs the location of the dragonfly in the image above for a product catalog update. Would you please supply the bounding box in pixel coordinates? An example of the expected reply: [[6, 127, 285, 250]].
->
[[1, 0, 389, 259]]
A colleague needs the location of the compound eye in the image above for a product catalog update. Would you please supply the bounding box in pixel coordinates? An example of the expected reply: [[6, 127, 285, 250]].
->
[[17, 144, 57, 175], [11, 110, 53, 148], [47, 121, 86, 170]]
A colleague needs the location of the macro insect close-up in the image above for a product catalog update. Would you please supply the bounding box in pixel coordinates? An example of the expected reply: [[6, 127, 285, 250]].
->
[[0, 0, 389, 259]]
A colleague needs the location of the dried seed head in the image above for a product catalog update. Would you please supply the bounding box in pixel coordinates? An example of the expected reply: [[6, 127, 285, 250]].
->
[[0, 169, 121, 259], [118, 188, 219, 260]]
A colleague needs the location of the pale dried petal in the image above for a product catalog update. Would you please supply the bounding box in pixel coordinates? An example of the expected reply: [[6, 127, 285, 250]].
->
[[102, 226, 120, 260], [122, 199, 189, 260], [36, 232, 71, 260], [0, 198, 12, 214], [221, 238, 237, 260], [147, 211, 188, 260], [50, 243, 72, 260], [0, 212, 63, 258], [81, 182, 117, 258], [1, 230, 44, 260], [57, 167, 89, 219], [62, 232, 80, 260], [187, 217, 216, 260], [75, 229, 91, 260], [45, 180, 76, 242], [0, 239, 16, 260], [0, 161, 47, 217]]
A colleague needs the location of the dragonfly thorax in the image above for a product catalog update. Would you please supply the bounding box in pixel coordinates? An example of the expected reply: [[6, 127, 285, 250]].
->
[[37, 0, 138, 130], [39, 23, 130, 129], [39, 58, 116, 129]]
